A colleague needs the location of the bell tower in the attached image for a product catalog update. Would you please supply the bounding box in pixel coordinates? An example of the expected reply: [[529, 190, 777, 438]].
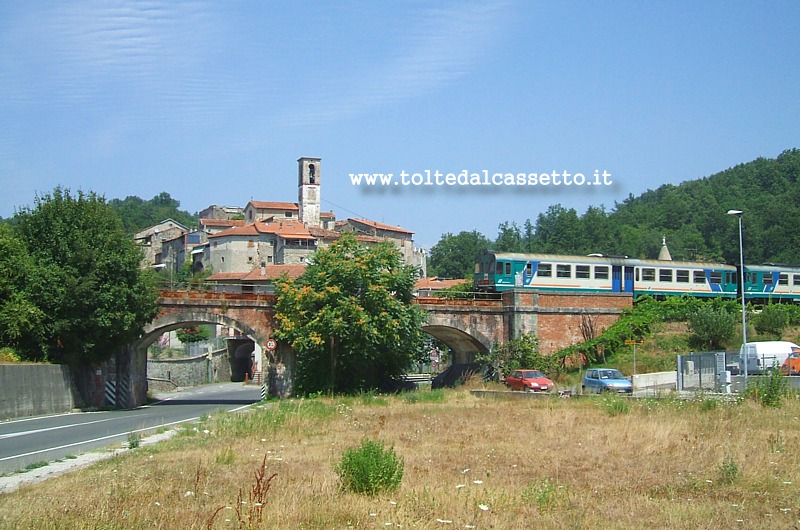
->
[[298, 157, 321, 227]]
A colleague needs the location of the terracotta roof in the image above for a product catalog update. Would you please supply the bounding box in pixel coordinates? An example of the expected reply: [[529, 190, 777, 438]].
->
[[208, 219, 314, 240], [415, 277, 469, 290], [200, 218, 245, 228], [320, 211, 335, 219], [307, 226, 341, 239], [247, 200, 299, 210], [207, 264, 306, 282], [348, 218, 413, 235]]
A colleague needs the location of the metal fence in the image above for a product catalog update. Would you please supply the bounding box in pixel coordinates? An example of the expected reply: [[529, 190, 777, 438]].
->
[[676, 351, 739, 392]]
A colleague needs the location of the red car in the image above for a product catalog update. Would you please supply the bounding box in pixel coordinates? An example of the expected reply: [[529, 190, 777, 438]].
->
[[504, 369, 555, 392]]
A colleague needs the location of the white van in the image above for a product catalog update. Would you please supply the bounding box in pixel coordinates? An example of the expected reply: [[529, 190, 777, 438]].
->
[[739, 341, 800, 375]]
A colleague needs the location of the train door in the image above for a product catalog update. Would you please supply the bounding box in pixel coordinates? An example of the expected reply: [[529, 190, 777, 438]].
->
[[612, 265, 635, 293]]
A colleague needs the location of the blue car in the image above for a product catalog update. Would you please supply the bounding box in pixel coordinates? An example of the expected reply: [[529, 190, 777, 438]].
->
[[582, 368, 633, 394]]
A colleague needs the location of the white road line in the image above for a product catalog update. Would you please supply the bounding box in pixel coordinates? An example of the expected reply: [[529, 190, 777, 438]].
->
[[0, 418, 118, 440]]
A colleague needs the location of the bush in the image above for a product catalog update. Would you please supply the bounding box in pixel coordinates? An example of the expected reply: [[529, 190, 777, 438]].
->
[[746, 367, 789, 408], [753, 304, 790, 339], [336, 439, 404, 495], [687, 304, 736, 350]]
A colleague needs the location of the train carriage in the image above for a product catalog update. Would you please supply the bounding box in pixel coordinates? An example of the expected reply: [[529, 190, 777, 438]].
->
[[474, 251, 738, 299], [743, 264, 800, 302]]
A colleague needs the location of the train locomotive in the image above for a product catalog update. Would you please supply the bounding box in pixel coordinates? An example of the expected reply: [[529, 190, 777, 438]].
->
[[473, 250, 800, 302]]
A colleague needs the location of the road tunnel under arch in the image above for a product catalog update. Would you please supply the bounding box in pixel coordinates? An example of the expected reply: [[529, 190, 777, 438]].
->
[[137, 311, 266, 384]]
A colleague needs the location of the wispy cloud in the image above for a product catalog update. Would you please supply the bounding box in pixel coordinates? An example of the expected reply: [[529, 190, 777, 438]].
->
[[273, 0, 513, 127]]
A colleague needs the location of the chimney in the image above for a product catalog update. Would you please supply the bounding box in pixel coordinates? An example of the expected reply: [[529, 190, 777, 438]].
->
[[260, 261, 266, 276]]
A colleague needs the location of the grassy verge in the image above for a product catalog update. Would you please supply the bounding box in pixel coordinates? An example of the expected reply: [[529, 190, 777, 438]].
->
[[2, 385, 800, 529]]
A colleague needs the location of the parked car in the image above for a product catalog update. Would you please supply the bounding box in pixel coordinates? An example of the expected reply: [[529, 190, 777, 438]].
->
[[582, 368, 632, 394], [504, 369, 555, 392], [781, 346, 800, 375]]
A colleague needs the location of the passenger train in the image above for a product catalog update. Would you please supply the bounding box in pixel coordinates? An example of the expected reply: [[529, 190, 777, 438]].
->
[[473, 251, 800, 302]]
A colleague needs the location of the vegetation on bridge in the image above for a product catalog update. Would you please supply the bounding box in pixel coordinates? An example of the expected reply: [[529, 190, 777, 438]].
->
[[274, 233, 426, 395]]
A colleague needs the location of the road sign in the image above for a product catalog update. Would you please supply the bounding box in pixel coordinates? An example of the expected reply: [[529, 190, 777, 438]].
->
[[624, 340, 643, 345], [265, 339, 277, 351]]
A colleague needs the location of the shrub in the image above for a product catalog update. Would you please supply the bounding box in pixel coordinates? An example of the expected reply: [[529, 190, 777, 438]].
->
[[753, 304, 790, 339], [746, 366, 789, 408], [687, 304, 736, 350], [336, 439, 404, 495]]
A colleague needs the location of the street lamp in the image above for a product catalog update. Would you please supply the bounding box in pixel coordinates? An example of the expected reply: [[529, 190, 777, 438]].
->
[[727, 209, 747, 386]]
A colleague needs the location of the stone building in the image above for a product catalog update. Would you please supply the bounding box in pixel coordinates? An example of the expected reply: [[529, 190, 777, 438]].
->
[[133, 219, 190, 268]]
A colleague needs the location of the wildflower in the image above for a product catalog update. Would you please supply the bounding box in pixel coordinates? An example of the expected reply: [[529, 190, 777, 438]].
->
[[473, 480, 483, 485], [478, 504, 489, 511]]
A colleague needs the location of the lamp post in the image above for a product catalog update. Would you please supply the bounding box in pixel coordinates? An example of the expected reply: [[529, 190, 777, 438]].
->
[[727, 209, 747, 386]]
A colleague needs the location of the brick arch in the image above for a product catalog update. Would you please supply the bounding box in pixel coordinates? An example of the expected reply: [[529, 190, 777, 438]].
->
[[422, 315, 494, 364], [136, 311, 267, 357]]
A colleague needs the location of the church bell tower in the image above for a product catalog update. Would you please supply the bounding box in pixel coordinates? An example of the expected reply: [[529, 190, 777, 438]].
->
[[298, 157, 321, 228]]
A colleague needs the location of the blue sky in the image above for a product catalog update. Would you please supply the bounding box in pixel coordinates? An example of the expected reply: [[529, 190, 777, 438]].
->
[[1, 1, 798, 248]]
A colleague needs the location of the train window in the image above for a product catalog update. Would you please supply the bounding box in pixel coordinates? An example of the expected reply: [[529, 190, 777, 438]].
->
[[594, 266, 609, 280], [710, 272, 722, 284], [763, 274, 773, 285], [642, 268, 656, 281], [576, 265, 590, 279], [676, 270, 689, 283], [495, 262, 503, 275], [505, 262, 512, 275], [692, 271, 705, 283], [556, 264, 571, 278], [474, 262, 481, 274], [538, 263, 552, 277], [525, 262, 532, 275], [659, 269, 673, 282], [779, 274, 789, 286], [794, 275, 800, 286]]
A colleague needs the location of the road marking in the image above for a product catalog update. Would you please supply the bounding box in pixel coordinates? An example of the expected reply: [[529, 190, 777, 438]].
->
[[0, 418, 118, 440]]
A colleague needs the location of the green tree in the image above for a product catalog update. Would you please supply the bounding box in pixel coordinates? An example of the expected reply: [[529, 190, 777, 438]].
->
[[274, 234, 425, 395], [687, 304, 736, 350], [108, 192, 197, 234], [175, 326, 212, 344], [428, 230, 490, 279], [477, 333, 559, 378], [0, 188, 159, 364]]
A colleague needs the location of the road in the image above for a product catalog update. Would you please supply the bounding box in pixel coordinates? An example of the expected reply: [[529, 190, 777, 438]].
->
[[0, 382, 261, 476]]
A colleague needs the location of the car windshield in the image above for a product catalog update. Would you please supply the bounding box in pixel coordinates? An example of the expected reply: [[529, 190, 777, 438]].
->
[[599, 369, 624, 379], [523, 371, 544, 379]]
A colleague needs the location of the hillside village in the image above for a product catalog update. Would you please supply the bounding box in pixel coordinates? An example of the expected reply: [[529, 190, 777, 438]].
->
[[133, 157, 428, 291]]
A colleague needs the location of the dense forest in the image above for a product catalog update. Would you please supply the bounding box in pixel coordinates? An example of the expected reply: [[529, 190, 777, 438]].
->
[[428, 148, 800, 278], [108, 192, 198, 234]]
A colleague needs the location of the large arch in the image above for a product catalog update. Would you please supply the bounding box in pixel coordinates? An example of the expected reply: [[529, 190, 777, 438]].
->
[[422, 316, 494, 364], [135, 311, 268, 384]]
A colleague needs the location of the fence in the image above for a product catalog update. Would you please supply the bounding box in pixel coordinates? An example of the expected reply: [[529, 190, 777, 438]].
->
[[677, 351, 739, 392]]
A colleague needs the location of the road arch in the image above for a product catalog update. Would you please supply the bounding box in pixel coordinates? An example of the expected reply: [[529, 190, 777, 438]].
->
[[135, 311, 268, 383]]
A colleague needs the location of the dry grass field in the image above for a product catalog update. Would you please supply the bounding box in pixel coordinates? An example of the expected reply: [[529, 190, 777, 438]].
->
[[2, 383, 800, 529]]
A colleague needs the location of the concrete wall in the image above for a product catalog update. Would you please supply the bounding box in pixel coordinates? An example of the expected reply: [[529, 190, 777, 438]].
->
[[147, 349, 231, 391], [0, 365, 78, 420], [632, 371, 677, 390]]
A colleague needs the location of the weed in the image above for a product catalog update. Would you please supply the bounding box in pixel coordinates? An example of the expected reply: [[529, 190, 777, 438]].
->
[[127, 432, 142, 449], [215, 446, 236, 465], [335, 439, 403, 495], [601, 395, 631, 416], [403, 388, 445, 404], [208, 455, 276, 530], [746, 367, 789, 407], [21, 461, 47, 472], [699, 397, 718, 412], [769, 430, 784, 454], [718, 454, 739, 485], [521, 477, 568, 513]]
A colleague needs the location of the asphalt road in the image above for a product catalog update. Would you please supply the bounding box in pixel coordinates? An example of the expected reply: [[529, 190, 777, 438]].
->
[[0, 382, 261, 476]]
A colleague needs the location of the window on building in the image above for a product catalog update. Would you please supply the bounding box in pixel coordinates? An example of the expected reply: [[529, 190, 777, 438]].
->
[[693, 270, 705, 284], [538, 263, 552, 277], [285, 211, 293, 217], [556, 264, 571, 278], [659, 269, 673, 282], [248, 240, 254, 248], [576, 265, 590, 279], [594, 266, 609, 280], [676, 270, 690, 283], [642, 268, 656, 281]]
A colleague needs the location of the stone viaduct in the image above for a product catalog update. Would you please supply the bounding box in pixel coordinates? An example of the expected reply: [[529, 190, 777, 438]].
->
[[94, 289, 631, 408]]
